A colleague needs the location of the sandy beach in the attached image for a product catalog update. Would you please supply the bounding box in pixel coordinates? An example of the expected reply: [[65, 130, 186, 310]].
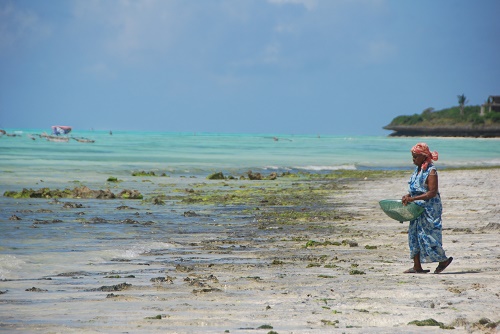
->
[[0, 168, 499, 333]]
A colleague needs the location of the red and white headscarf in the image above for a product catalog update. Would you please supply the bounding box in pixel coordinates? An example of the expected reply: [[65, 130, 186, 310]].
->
[[411, 143, 438, 171]]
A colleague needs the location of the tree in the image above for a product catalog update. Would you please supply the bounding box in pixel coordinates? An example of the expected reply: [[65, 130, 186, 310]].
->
[[457, 94, 468, 115]]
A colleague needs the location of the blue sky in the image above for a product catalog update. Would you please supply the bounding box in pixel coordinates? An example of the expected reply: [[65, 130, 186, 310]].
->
[[1, 0, 499, 135]]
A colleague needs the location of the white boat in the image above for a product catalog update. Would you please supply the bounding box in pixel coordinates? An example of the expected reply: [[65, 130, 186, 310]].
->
[[46, 135, 69, 142]]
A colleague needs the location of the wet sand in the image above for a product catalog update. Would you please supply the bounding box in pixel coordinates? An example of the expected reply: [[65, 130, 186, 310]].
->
[[0, 168, 499, 333]]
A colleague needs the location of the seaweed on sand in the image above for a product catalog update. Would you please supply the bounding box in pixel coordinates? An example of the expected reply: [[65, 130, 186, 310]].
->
[[408, 318, 454, 329]]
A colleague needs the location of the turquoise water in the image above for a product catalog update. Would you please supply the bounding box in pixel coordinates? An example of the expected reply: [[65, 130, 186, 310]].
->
[[1, 130, 499, 176]]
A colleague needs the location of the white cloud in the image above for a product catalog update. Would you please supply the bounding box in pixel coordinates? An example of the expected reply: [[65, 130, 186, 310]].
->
[[268, 0, 317, 10], [0, 3, 51, 53], [274, 23, 296, 34], [262, 42, 281, 64], [83, 62, 116, 80], [71, 0, 182, 63], [67, 1, 396, 75], [362, 39, 397, 64]]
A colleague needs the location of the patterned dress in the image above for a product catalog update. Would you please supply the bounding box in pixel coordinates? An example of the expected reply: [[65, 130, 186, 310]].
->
[[407, 164, 448, 263]]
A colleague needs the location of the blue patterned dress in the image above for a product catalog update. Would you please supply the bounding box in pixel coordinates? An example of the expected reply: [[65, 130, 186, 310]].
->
[[407, 164, 448, 263]]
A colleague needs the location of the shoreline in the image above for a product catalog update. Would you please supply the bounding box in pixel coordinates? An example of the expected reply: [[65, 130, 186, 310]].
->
[[0, 169, 499, 333], [383, 125, 500, 138]]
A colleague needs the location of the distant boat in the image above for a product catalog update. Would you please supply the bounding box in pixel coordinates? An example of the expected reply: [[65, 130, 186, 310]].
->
[[51, 125, 72, 136], [46, 135, 69, 142], [72, 137, 95, 143]]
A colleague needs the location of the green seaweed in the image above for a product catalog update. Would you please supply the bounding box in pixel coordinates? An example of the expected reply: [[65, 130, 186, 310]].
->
[[257, 324, 273, 329], [4, 188, 73, 199], [349, 269, 366, 275], [259, 209, 350, 227], [4, 187, 142, 200], [304, 240, 341, 248], [472, 318, 498, 330], [132, 170, 167, 177], [408, 318, 454, 329], [318, 275, 335, 278], [117, 189, 143, 199], [342, 240, 358, 247], [145, 314, 162, 320], [173, 178, 337, 207], [107, 176, 121, 182], [207, 172, 225, 180], [321, 319, 339, 326]]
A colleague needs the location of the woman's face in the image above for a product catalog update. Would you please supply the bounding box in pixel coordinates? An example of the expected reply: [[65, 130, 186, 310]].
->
[[412, 152, 427, 166]]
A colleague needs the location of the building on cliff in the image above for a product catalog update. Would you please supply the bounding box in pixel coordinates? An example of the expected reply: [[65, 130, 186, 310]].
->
[[481, 95, 500, 115]]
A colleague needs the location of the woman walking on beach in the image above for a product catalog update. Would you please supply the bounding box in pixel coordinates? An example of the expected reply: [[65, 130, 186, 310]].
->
[[401, 143, 453, 274]]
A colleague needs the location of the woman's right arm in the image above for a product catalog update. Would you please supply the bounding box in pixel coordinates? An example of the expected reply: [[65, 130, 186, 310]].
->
[[402, 193, 412, 205]]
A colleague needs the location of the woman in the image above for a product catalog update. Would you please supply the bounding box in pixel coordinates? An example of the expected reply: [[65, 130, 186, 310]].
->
[[401, 143, 453, 274]]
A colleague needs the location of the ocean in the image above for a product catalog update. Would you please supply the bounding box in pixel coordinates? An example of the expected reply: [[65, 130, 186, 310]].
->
[[2, 130, 499, 176]]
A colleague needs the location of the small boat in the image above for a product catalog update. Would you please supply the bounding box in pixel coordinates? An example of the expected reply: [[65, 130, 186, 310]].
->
[[51, 125, 72, 135], [72, 137, 95, 143], [46, 135, 69, 142]]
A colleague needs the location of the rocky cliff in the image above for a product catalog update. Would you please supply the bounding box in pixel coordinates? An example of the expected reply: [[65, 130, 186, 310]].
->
[[383, 125, 500, 137]]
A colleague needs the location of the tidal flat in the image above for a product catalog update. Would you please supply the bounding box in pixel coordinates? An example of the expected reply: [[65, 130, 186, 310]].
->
[[0, 168, 499, 333]]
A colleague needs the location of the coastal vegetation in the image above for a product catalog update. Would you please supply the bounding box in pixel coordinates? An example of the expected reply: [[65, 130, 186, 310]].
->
[[387, 105, 500, 127], [457, 94, 468, 115], [384, 95, 500, 137]]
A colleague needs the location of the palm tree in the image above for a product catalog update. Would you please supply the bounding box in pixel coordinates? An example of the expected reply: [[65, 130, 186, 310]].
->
[[457, 94, 468, 115]]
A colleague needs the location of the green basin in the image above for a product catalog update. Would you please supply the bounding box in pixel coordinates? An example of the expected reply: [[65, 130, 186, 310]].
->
[[379, 199, 424, 223]]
